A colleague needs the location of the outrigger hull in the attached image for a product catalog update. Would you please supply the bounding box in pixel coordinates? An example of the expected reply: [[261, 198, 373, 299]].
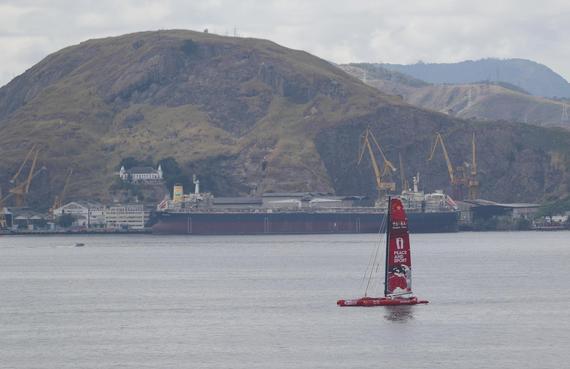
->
[[337, 296, 429, 307]]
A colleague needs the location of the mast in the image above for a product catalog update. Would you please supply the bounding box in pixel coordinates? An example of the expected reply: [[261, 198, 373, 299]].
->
[[384, 196, 391, 297], [399, 153, 408, 192]]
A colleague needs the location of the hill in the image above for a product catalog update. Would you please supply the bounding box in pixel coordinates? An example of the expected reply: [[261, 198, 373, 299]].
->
[[0, 30, 569, 208], [342, 63, 570, 129], [380, 58, 570, 99]]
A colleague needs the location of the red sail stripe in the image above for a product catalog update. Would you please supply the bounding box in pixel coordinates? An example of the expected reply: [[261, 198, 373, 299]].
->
[[386, 198, 413, 296]]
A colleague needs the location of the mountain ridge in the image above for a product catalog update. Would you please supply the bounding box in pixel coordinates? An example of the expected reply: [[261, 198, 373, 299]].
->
[[342, 63, 570, 129], [0, 30, 569, 208], [380, 58, 570, 99]]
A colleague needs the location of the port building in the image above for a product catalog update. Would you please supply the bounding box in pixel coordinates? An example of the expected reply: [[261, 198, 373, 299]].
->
[[53, 201, 106, 228], [105, 204, 148, 230], [52, 202, 151, 230]]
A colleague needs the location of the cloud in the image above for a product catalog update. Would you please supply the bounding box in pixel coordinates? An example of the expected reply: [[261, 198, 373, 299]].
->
[[1, 0, 570, 86]]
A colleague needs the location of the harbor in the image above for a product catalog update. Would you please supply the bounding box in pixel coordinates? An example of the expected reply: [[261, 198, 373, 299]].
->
[[1, 128, 568, 235], [1, 231, 568, 368]]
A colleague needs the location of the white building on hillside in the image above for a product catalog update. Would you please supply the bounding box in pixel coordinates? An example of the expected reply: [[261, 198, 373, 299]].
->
[[119, 165, 163, 184]]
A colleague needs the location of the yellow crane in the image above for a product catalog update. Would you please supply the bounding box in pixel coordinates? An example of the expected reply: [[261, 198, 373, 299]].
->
[[10, 145, 37, 184], [358, 128, 397, 195], [51, 168, 73, 213], [399, 153, 409, 192], [9, 146, 42, 207], [467, 133, 479, 200], [428, 133, 467, 199], [0, 185, 6, 229]]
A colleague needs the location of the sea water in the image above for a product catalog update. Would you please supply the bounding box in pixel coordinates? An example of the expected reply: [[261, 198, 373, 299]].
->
[[0, 232, 569, 369]]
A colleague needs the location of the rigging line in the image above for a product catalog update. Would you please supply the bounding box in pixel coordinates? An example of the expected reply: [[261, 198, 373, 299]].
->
[[372, 271, 384, 294], [364, 242, 381, 297], [363, 212, 388, 296], [360, 245, 377, 288], [372, 246, 387, 294], [364, 224, 383, 297], [361, 210, 387, 289]]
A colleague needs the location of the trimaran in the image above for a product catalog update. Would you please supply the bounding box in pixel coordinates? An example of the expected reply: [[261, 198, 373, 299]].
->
[[337, 197, 429, 306]]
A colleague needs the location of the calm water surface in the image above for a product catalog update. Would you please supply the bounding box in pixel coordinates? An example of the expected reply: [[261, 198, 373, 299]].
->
[[0, 232, 569, 369]]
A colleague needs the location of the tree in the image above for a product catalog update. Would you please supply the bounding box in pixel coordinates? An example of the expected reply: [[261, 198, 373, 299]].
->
[[536, 196, 570, 217], [158, 157, 191, 195], [118, 157, 154, 170]]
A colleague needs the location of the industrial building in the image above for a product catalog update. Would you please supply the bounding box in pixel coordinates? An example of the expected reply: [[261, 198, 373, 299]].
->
[[53, 201, 106, 228], [104, 204, 148, 229]]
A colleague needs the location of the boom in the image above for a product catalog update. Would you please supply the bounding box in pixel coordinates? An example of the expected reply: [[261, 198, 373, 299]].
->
[[10, 145, 37, 183], [8, 147, 43, 207], [357, 128, 396, 193], [399, 153, 408, 192], [0, 186, 6, 229], [428, 133, 455, 183], [52, 168, 73, 212], [468, 132, 479, 200], [427, 133, 470, 199]]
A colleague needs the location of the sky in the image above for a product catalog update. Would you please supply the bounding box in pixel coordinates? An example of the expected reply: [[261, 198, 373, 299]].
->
[[1, 0, 570, 87]]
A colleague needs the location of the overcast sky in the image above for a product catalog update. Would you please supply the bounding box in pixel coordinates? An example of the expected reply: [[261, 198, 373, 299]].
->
[[1, 0, 570, 87]]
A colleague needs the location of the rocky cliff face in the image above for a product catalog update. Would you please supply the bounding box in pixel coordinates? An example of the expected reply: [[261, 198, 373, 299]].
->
[[315, 105, 570, 202], [0, 30, 569, 208]]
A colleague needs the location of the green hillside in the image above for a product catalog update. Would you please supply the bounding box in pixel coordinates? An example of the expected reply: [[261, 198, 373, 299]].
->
[[0, 30, 569, 208]]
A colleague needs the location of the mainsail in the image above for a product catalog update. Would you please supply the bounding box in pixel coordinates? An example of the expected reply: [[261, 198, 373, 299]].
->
[[384, 198, 413, 297]]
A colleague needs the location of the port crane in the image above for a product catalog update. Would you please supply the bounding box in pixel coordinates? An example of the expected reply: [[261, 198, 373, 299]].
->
[[51, 168, 73, 214], [399, 153, 410, 192], [358, 128, 397, 199], [467, 133, 479, 200], [10, 145, 38, 184], [427, 133, 467, 199], [0, 185, 6, 229], [8, 145, 44, 207]]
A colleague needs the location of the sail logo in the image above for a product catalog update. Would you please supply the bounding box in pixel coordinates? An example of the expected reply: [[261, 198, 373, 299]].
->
[[394, 250, 407, 263], [392, 221, 407, 229], [396, 237, 404, 250]]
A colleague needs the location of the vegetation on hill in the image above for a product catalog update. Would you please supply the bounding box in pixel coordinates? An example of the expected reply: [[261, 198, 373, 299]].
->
[[537, 196, 570, 217], [157, 157, 191, 195], [0, 30, 569, 209]]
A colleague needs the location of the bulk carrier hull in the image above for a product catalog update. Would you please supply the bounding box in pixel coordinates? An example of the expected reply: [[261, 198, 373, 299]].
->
[[151, 210, 459, 235]]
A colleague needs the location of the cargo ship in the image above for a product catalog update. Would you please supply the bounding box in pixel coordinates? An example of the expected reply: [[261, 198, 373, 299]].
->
[[150, 178, 459, 235]]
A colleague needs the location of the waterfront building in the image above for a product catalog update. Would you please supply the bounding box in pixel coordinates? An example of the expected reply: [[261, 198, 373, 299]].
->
[[1, 207, 12, 229], [11, 210, 49, 230], [105, 204, 147, 229], [53, 201, 106, 228]]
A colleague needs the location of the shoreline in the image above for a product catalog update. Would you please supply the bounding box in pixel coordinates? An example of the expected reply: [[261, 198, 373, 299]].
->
[[2, 228, 568, 236], [0, 229, 152, 236]]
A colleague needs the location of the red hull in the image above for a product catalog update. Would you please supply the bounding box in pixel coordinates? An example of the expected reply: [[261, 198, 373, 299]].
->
[[337, 296, 428, 307]]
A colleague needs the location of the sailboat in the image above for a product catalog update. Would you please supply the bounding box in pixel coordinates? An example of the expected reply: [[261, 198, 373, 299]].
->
[[337, 197, 429, 306]]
